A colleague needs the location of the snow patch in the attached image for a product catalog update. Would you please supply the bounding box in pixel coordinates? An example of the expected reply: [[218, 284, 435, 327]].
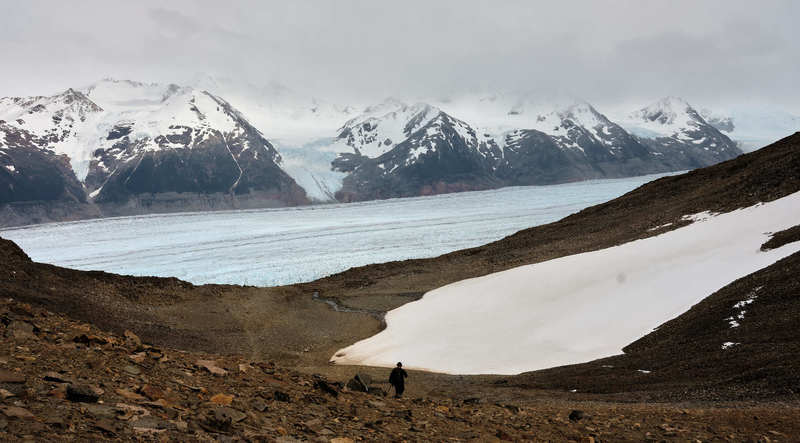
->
[[331, 191, 800, 374]]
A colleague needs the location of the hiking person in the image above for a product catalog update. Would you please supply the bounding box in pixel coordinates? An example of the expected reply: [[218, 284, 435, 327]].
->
[[389, 362, 408, 398]]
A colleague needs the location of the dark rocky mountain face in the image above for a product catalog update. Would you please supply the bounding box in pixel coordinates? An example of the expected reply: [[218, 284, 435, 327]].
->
[[0, 123, 100, 226], [335, 112, 502, 201], [0, 123, 86, 205], [332, 100, 743, 201]]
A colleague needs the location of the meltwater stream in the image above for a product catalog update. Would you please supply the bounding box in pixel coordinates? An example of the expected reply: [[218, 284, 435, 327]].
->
[[1, 173, 673, 286]]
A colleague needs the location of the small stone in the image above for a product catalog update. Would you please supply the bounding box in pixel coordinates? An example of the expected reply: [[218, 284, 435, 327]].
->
[[72, 334, 108, 346], [66, 384, 101, 403], [144, 398, 170, 409], [7, 321, 37, 340], [314, 378, 339, 397], [44, 416, 66, 429], [496, 429, 513, 441], [196, 359, 228, 376], [0, 369, 25, 383], [115, 402, 150, 420], [250, 398, 268, 412], [129, 352, 147, 364], [122, 365, 141, 376], [569, 410, 586, 421], [124, 330, 142, 349], [116, 388, 146, 402], [0, 389, 15, 399], [330, 438, 354, 443], [139, 384, 164, 401], [43, 371, 72, 384], [93, 419, 117, 436], [172, 420, 188, 432], [211, 393, 234, 406], [345, 374, 371, 392], [0, 405, 35, 419]]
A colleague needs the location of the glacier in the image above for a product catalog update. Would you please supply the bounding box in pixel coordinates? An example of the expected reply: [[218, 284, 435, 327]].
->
[[0, 173, 674, 287]]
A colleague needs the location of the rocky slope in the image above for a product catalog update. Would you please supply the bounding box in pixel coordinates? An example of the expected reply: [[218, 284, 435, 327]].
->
[[0, 123, 100, 226], [4, 296, 799, 441]]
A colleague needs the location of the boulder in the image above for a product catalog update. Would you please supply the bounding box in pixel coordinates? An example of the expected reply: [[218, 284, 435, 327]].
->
[[66, 384, 101, 403], [346, 373, 372, 392]]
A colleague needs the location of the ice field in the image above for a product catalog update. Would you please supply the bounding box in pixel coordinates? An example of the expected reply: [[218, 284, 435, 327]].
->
[[2, 173, 673, 287]]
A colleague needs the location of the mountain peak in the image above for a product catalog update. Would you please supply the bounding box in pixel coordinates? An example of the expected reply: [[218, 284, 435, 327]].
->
[[631, 96, 700, 127]]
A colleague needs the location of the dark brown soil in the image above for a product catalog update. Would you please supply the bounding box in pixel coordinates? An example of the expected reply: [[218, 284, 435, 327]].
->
[[3, 297, 800, 442]]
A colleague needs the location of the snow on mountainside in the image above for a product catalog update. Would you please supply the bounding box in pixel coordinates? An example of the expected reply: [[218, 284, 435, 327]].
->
[[700, 107, 800, 152], [333, 99, 441, 158], [332, 190, 800, 374], [617, 96, 741, 167], [0, 89, 104, 179], [185, 75, 358, 202], [78, 79, 307, 209], [188, 74, 358, 145], [334, 106, 505, 201], [0, 122, 87, 205], [332, 97, 682, 201]]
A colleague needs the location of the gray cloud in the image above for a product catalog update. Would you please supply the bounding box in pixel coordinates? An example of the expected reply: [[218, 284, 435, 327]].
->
[[1, 0, 798, 111]]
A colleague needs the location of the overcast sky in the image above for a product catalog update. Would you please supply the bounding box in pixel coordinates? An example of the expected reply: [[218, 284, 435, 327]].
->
[[2, 0, 799, 111]]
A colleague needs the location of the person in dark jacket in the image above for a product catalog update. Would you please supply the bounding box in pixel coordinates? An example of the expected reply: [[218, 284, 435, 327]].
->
[[389, 362, 408, 398]]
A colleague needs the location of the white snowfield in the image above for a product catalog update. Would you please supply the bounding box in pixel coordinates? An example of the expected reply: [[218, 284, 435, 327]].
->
[[331, 191, 800, 375]]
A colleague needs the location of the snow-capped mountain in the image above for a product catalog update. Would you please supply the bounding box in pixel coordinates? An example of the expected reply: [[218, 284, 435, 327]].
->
[[0, 79, 309, 222], [333, 99, 441, 158], [81, 79, 308, 212], [618, 97, 741, 167], [494, 101, 660, 184], [0, 78, 757, 224], [330, 98, 715, 201], [187, 74, 358, 145], [0, 88, 104, 179], [336, 109, 502, 201], [0, 122, 86, 205]]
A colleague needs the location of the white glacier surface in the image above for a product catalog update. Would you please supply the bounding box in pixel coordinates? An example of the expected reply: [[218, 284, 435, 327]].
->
[[331, 191, 800, 375], [0, 173, 673, 287]]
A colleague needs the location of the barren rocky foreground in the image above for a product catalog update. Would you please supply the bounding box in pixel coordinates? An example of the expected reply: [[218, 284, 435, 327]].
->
[[0, 133, 799, 441], [2, 296, 800, 442]]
